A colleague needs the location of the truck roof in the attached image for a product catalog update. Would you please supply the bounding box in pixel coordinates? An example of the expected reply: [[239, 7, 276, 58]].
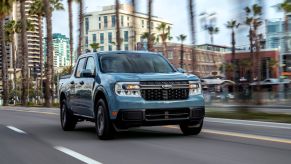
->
[[79, 51, 162, 58]]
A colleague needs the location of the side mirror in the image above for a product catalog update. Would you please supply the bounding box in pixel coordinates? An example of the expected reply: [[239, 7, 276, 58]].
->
[[177, 68, 186, 73], [81, 69, 95, 78]]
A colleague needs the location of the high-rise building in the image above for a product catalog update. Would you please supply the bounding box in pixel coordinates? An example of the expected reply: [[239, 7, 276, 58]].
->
[[14, 0, 42, 78], [83, 3, 172, 53], [43, 33, 71, 69]]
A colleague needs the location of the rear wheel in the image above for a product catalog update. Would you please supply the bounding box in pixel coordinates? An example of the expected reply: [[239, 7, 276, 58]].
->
[[95, 99, 115, 140], [60, 100, 77, 131], [180, 120, 203, 135]]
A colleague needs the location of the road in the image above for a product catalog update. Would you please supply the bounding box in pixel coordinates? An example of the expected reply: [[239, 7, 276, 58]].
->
[[1, 106, 291, 164]]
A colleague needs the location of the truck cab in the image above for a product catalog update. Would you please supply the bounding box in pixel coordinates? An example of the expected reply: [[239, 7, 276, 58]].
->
[[59, 51, 205, 139]]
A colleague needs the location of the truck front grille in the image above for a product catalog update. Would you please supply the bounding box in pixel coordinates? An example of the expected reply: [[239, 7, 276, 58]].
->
[[140, 81, 189, 101], [145, 108, 190, 121]]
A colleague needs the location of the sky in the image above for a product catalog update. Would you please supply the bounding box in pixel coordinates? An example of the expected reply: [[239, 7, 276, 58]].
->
[[52, 0, 284, 49]]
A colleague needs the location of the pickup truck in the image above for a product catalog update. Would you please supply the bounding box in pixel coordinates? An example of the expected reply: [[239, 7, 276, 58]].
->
[[59, 51, 205, 139]]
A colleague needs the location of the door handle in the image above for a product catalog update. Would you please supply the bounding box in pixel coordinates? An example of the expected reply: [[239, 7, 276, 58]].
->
[[70, 81, 75, 84], [79, 81, 84, 85]]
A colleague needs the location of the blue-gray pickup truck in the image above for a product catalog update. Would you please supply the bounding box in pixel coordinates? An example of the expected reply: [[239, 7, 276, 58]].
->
[[59, 51, 205, 139]]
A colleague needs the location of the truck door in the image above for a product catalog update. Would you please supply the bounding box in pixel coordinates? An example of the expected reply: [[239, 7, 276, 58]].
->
[[70, 57, 86, 114], [79, 56, 96, 117]]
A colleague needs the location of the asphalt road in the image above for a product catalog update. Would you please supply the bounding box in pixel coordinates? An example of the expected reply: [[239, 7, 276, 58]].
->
[[1, 107, 291, 164]]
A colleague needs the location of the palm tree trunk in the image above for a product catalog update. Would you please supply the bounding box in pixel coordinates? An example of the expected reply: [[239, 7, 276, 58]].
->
[[77, 0, 84, 56], [12, 33, 16, 90], [285, 14, 289, 53], [43, 0, 53, 107], [20, 0, 29, 106], [68, 0, 73, 68], [131, 0, 136, 50], [180, 43, 184, 68], [0, 19, 9, 106], [189, 0, 197, 75], [38, 16, 43, 100], [231, 30, 236, 81], [115, 0, 121, 50], [210, 34, 214, 44], [147, 0, 153, 51]]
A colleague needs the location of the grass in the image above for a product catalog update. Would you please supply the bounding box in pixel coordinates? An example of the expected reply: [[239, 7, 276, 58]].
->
[[206, 110, 291, 124]]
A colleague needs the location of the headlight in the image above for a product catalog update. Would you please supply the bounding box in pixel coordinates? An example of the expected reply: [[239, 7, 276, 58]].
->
[[114, 82, 141, 97], [189, 81, 202, 95]]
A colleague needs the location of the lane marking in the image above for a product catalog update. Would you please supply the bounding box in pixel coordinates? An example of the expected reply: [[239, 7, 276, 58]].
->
[[1, 109, 58, 115], [206, 118, 291, 130], [54, 146, 102, 164], [165, 125, 291, 144], [6, 126, 26, 134]]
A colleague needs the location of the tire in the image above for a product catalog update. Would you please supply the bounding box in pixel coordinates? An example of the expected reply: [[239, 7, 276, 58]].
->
[[180, 120, 203, 136], [95, 99, 115, 140], [60, 100, 77, 131]]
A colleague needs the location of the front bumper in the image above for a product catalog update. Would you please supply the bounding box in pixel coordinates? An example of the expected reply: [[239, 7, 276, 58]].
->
[[113, 107, 205, 129]]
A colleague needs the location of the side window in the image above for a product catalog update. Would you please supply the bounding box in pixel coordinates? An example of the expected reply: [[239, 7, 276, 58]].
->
[[75, 58, 86, 78], [85, 57, 96, 73]]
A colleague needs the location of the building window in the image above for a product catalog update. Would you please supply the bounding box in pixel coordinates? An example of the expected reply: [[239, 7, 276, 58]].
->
[[188, 53, 192, 60], [121, 15, 124, 27], [124, 31, 128, 42], [111, 15, 116, 28], [99, 17, 101, 21], [100, 33, 104, 44], [142, 20, 144, 28], [99, 23, 101, 29], [92, 34, 96, 43], [100, 46, 104, 51], [85, 36, 88, 48], [168, 51, 173, 59], [151, 22, 154, 29], [104, 16, 108, 28], [124, 44, 129, 50], [85, 17, 89, 34], [108, 32, 112, 43], [108, 45, 112, 51]]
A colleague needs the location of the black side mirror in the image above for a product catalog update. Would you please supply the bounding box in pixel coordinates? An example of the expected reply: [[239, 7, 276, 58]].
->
[[81, 69, 95, 78], [177, 68, 186, 73]]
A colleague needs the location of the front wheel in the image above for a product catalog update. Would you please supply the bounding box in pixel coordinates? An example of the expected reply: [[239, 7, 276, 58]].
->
[[60, 100, 77, 131], [95, 99, 115, 140], [180, 120, 203, 136]]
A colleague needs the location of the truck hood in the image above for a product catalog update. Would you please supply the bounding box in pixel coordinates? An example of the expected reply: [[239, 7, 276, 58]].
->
[[105, 72, 199, 82]]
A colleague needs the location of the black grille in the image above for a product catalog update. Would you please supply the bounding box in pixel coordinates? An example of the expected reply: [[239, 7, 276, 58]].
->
[[140, 81, 189, 101], [145, 108, 190, 121]]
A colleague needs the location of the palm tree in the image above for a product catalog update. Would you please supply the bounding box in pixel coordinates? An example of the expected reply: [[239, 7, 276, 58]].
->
[[245, 4, 263, 82], [188, 0, 197, 75], [141, 32, 156, 43], [68, 0, 73, 67], [29, 0, 63, 101], [226, 19, 240, 80], [156, 22, 171, 57], [43, 0, 53, 107], [19, 0, 30, 106], [205, 25, 219, 44], [77, 0, 84, 56], [90, 43, 100, 52], [147, 0, 153, 51], [177, 34, 187, 69], [131, 0, 136, 50], [277, 0, 291, 53], [4, 20, 17, 92], [115, 0, 121, 50], [0, 0, 14, 106]]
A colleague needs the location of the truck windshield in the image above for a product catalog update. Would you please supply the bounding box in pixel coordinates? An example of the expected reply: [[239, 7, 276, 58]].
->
[[100, 53, 175, 73]]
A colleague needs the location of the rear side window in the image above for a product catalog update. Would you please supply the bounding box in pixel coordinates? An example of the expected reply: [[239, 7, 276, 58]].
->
[[75, 58, 86, 78]]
